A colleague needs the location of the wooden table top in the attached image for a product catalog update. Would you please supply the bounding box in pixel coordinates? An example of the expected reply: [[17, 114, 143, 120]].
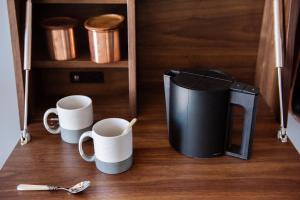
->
[[1, 96, 300, 200]]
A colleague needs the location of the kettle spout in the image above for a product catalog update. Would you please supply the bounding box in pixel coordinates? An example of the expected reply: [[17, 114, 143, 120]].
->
[[164, 70, 179, 130]]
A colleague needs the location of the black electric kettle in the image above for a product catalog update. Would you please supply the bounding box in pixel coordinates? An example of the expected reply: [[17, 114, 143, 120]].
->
[[163, 69, 259, 160]]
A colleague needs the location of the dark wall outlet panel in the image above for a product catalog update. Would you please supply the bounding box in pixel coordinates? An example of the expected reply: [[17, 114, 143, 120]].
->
[[70, 71, 104, 83]]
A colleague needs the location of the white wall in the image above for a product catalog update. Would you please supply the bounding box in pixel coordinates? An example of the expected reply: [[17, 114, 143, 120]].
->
[[287, 113, 300, 154], [0, 0, 21, 169]]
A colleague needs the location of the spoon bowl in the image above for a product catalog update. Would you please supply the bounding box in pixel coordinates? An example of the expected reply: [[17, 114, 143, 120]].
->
[[67, 181, 91, 194]]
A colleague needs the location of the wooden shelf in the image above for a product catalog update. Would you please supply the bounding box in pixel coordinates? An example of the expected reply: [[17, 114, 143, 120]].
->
[[33, 0, 127, 4], [8, 0, 137, 124], [32, 57, 128, 69]]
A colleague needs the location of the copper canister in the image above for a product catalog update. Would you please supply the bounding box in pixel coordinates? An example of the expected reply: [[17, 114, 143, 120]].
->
[[84, 14, 124, 64], [42, 17, 77, 61]]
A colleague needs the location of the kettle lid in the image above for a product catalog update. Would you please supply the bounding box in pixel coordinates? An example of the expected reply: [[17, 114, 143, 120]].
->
[[172, 69, 234, 91]]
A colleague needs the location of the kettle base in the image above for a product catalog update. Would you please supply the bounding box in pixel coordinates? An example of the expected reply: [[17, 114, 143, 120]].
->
[[171, 143, 224, 159]]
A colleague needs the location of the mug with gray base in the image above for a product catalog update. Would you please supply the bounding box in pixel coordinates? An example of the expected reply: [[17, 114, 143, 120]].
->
[[43, 95, 93, 144], [78, 118, 133, 174]]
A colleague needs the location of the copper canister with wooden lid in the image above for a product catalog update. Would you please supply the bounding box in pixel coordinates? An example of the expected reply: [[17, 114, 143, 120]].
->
[[84, 14, 124, 64], [42, 17, 78, 61]]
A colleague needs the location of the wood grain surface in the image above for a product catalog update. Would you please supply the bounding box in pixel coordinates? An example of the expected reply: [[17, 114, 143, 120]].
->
[[255, 0, 299, 121], [128, 0, 137, 116], [8, 0, 265, 124], [5, 2, 297, 199], [255, 0, 279, 115], [1, 90, 300, 200], [136, 0, 264, 86], [7, 0, 25, 128]]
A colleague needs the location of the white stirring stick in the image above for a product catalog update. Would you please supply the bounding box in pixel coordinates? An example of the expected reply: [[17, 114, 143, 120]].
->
[[121, 118, 137, 135]]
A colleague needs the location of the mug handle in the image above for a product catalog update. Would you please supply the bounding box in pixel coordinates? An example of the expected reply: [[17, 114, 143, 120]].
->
[[43, 108, 60, 134], [79, 131, 95, 162]]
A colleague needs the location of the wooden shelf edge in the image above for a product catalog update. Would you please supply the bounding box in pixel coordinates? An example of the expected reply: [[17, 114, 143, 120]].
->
[[32, 60, 129, 69], [33, 0, 127, 4]]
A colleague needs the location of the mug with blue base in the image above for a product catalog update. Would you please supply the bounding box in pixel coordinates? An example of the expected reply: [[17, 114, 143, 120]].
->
[[43, 95, 93, 144], [78, 118, 133, 174]]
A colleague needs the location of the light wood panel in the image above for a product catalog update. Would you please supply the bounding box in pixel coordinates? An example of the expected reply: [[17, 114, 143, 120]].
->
[[127, 0, 137, 116], [255, 0, 278, 114], [7, 0, 25, 128], [255, 0, 299, 123]]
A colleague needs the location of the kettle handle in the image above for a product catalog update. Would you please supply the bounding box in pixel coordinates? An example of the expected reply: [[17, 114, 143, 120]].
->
[[225, 82, 259, 160]]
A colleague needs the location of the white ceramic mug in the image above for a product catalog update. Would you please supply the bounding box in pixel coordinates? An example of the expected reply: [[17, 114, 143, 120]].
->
[[43, 95, 93, 144], [79, 118, 133, 174]]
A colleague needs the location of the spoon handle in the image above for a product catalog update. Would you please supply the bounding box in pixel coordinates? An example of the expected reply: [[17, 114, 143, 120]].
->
[[17, 184, 55, 191]]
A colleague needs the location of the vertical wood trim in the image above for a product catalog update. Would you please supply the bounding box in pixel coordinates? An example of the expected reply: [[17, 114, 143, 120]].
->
[[7, 0, 25, 128], [255, 0, 297, 123], [127, 0, 137, 116], [255, 0, 279, 113], [283, 0, 299, 124], [255, 0, 278, 112]]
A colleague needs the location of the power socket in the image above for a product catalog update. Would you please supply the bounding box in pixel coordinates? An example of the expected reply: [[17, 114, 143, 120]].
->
[[70, 71, 104, 83]]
